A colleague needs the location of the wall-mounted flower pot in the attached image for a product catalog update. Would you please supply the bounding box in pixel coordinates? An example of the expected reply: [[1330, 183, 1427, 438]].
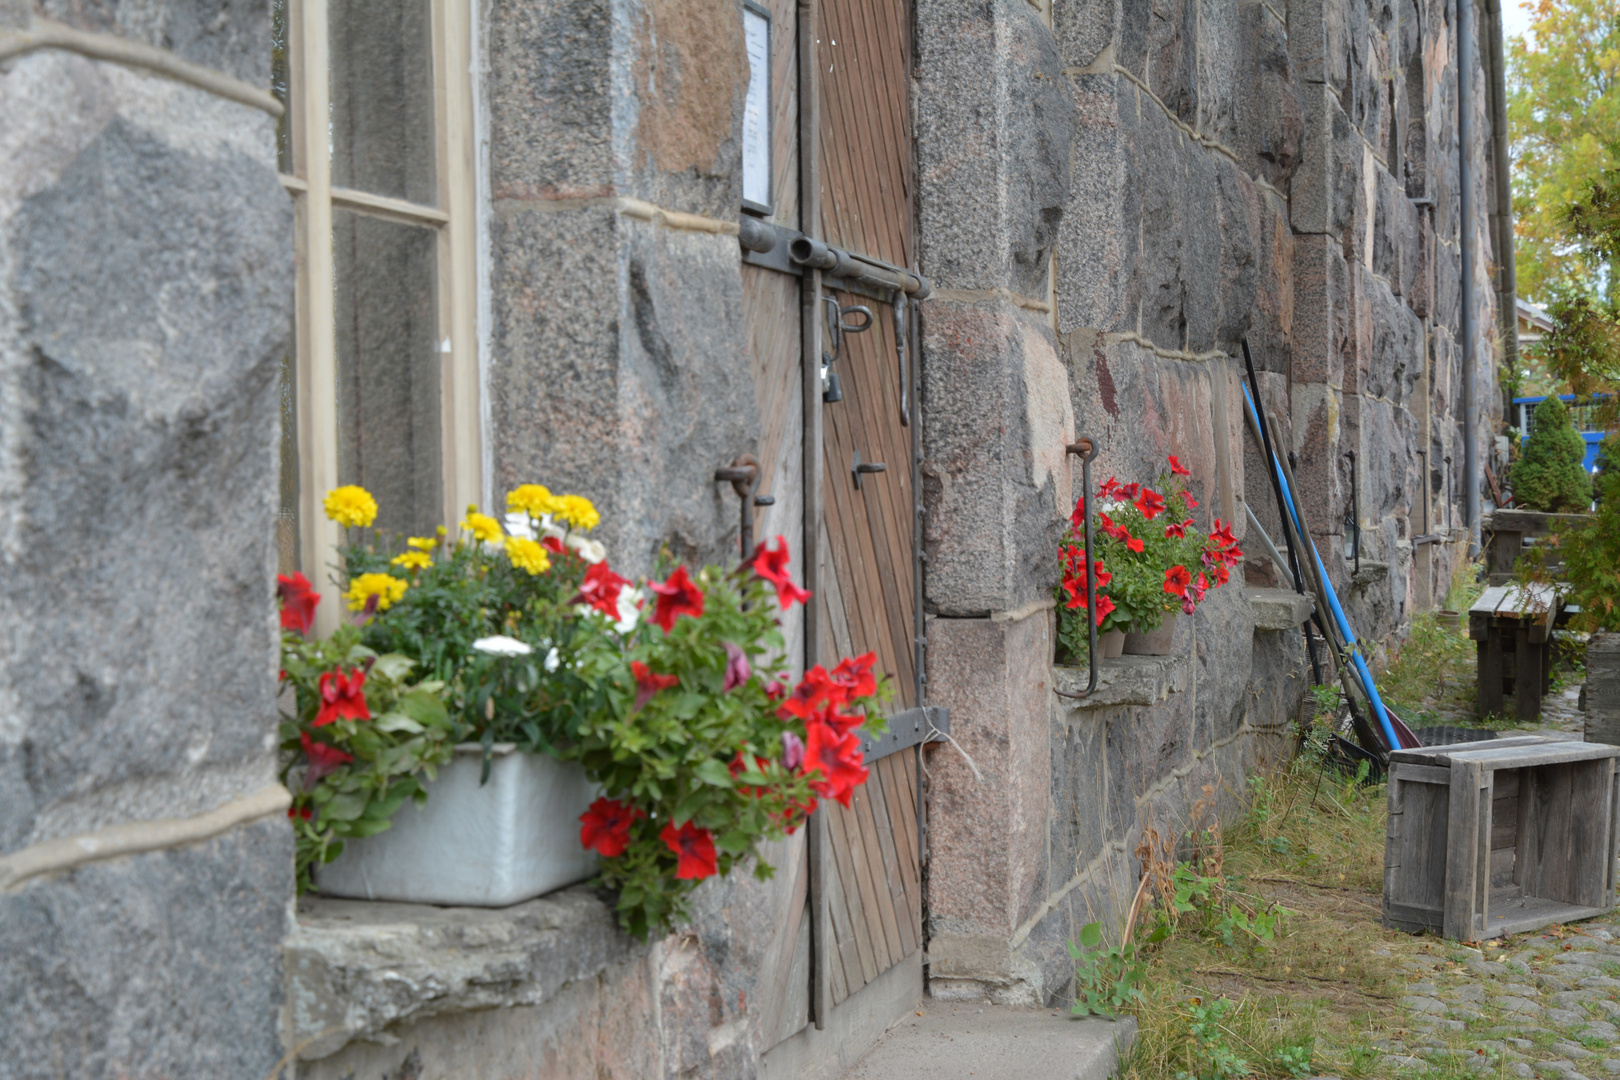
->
[[1123, 617, 1177, 656], [1436, 610, 1461, 631], [1099, 629, 1126, 659], [314, 743, 598, 907]]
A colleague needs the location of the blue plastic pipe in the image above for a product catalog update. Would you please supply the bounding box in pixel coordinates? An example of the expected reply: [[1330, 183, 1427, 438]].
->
[[1242, 384, 1404, 751]]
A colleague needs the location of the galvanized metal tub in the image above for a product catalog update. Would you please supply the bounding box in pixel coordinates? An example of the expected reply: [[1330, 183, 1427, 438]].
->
[[314, 743, 598, 907]]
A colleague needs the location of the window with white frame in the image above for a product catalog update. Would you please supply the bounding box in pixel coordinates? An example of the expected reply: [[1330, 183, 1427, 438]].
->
[[271, 0, 480, 624]]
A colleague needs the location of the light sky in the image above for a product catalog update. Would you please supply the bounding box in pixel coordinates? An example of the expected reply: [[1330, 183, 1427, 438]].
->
[[1501, 0, 1535, 44]]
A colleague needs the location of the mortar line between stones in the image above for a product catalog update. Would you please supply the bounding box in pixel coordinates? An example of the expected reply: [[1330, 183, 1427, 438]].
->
[[1009, 718, 1276, 948]]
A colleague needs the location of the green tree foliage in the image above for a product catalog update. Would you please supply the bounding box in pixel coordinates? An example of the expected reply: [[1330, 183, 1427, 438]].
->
[[1508, 0, 1620, 304], [1510, 396, 1593, 510]]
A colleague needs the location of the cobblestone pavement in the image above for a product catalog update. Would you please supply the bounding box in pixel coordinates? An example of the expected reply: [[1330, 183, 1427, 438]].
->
[[1368, 919, 1620, 1077]]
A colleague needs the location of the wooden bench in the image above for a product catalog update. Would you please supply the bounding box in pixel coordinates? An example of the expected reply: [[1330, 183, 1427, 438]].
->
[[1384, 737, 1620, 941], [1469, 584, 1563, 722]]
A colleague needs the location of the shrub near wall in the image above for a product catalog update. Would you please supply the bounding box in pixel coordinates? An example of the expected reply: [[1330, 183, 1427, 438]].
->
[[1511, 397, 1593, 511]]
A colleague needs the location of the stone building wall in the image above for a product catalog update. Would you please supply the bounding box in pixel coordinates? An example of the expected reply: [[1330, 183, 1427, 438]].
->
[[0, 3, 296, 1078], [913, 0, 1499, 1007], [2, 0, 1499, 1073]]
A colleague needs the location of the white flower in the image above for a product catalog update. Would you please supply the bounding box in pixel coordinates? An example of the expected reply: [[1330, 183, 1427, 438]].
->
[[573, 538, 607, 564], [503, 510, 537, 540], [614, 587, 642, 634], [472, 635, 532, 657], [545, 647, 561, 673]]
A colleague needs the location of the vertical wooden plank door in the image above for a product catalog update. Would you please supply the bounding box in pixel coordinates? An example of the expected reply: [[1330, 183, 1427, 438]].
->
[[813, 0, 923, 1012]]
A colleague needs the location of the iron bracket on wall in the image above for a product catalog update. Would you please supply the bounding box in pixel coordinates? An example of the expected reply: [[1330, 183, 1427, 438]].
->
[[1053, 435, 1100, 700], [857, 706, 950, 762], [714, 454, 774, 558]]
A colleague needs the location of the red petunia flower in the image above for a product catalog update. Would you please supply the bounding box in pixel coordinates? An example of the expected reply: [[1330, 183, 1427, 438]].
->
[[1097, 477, 1122, 500], [661, 820, 719, 879], [1193, 573, 1209, 602], [829, 652, 878, 700], [1163, 565, 1192, 598], [1069, 497, 1087, 534], [1164, 518, 1192, 539], [1184, 493, 1199, 508], [277, 572, 321, 636], [649, 565, 705, 632], [300, 732, 353, 786], [729, 750, 774, 798], [1126, 535, 1145, 554], [1168, 455, 1192, 477], [1212, 561, 1230, 586], [631, 660, 680, 710], [315, 669, 370, 726], [575, 562, 630, 619], [802, 715, 869, 808], [1062, 557, 1111, 610], [752, 536, 812, 609], [580, 797, 644, 858], [542, 536, 567, 555], [1209, 519, 1238, 549], [1116, 483, 1141, 502], [1092, 594, 1117, 626], [777, 665, 840, 720], [1134, 488, 1167, 520]]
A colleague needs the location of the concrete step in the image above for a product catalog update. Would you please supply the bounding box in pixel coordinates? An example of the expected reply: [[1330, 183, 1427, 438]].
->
[[838, 1001, 1136, 1080]]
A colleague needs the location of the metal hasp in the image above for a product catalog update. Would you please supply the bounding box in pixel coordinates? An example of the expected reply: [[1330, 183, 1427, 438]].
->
[[851, 450, 886, 490], [738, 215, 776, 253], [1054, 435, 1100, 701], [1343, 450, 1360, 575], [820, 297, 872, 403], [714, 454, 772, 558]]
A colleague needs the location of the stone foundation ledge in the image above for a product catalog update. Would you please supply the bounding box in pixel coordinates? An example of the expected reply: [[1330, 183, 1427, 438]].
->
[[1245, 588, 1315, 630], [1051, 654, 1189, 708], [284, 886, 629, 1061]]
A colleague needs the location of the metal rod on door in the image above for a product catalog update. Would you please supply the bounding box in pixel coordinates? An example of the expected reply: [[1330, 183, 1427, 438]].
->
[[714, 455, 773, 559]]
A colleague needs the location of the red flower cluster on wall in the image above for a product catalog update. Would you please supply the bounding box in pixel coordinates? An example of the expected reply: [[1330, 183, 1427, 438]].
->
[[314, 669, 370, 726], [631, 660, 681, 710]]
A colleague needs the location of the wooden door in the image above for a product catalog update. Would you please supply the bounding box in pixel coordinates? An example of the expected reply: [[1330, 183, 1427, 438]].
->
[[811, 0, 923, 1013], [741, 0, 924, 1050]]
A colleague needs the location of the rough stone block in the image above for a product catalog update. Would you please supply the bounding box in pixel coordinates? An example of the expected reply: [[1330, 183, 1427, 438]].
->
[[1057, 73, 1134, 336], [0, 816, 293, 1080], [925, 613, 1055, 943], [488, 206, 758, 576], [1051, 0, 1115, 69], [0, 55, 293, 853], [1290, 85, 1359, 238], [1237, 1, 1304, 192], [1052, 654, 1190, 708], [35, 0, 273, 83], [922, 300, 1073, 616], [1247, 588, 1313, 630], [1291, 232, 1348, 387]]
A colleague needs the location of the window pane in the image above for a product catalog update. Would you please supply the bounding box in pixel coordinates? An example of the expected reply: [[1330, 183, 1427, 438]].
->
[[278, 344, 301, 574], [333, 210, 442, 537], [328, 0, 437, 205], [271, 0, 293, 173]]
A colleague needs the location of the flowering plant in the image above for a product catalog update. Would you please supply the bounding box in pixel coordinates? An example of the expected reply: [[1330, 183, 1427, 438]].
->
[[1055, 456, 1243, 661], [280, 483, 888, 939], [276, 576, 457, 892]]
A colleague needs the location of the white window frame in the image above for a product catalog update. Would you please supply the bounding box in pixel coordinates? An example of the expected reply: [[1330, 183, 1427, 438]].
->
[[279, 0, 481, 632]]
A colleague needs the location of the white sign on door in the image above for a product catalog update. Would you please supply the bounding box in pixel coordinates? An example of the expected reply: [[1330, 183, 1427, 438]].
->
[[742, 4, 771, 214]]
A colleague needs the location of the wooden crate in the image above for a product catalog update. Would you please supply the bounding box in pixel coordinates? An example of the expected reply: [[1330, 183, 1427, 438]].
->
[[1383, 737, 1620, 940]]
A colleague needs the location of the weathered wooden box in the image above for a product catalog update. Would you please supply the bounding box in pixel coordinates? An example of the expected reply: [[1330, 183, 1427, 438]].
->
[[1383, 736, 1620, 940]]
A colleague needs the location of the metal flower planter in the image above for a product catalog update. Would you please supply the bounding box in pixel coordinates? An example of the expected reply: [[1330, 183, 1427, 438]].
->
[[315, 743, 598, 907]]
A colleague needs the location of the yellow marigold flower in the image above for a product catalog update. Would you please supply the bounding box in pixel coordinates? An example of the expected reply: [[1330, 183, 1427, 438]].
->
[[406, 536, 438, 551], [461, 511, 504, 544], [390, 551, 433, 571], [506, 484, 558, 518], [344, 572, 408, 612], [552, 494, 600, 531], [324, 486, 378, 529], [505, 536, 552, 576]]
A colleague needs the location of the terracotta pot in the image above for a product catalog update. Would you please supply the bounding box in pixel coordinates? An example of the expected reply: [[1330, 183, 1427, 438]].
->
[[1123, 617, 1177, 656], [1436, 610, 1461, 631], [1099, 629, 1126, 659]]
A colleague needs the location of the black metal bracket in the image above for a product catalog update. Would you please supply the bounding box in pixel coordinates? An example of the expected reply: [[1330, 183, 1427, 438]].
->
[[1343, 450, 1360, 575], [857, 706, 950, 762], [1053, 435, 1101, 701], [715, 455, 767, 557], [851, 449, 887, 490]]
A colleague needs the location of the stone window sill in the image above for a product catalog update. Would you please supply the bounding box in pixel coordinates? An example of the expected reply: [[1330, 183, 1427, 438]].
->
[[284, 885, 625, 1061], [1246, 588, 1314, 630], [1052, 654, 1188, 708]]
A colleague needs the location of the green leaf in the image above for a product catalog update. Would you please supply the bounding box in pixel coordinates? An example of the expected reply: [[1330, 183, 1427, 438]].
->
[[1079, 921, 1103, 948], [715, 830, 753, 854], [693, 758, 734, 788], [373, 713, 426, 734]]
